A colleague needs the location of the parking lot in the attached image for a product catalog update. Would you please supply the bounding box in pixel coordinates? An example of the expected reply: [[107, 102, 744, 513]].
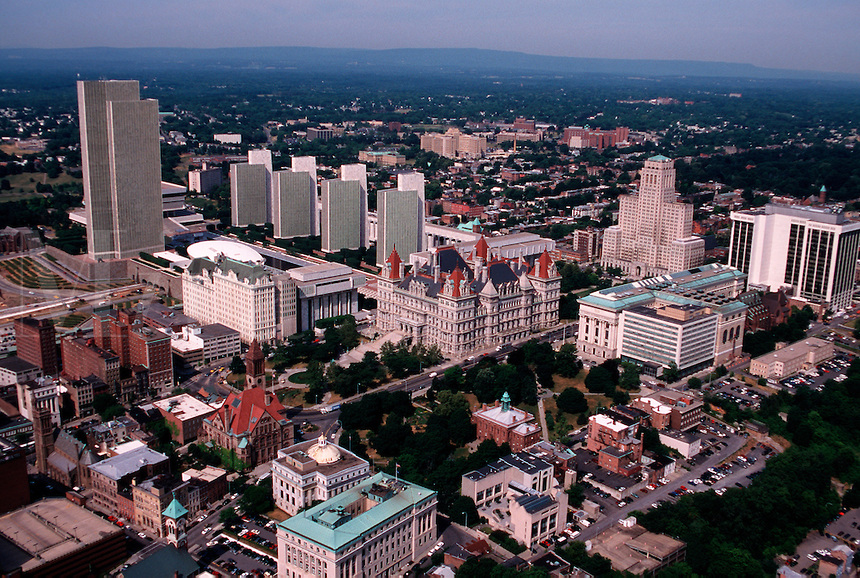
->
[[199, 517, 279, 576], [705, 380, 768, 411], [777, 352, 854, 392], [784, 508, 860, 575]]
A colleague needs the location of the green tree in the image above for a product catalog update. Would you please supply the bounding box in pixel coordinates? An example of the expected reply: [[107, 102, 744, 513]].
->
[[662, 362, 680, 383], [220, 507, 240, 526], [585, 366, 614, 394], [239, 477, 274, 516], [557, 387, 588, 414], [229, 355, 246, 374], [555, 343, 582, 378]]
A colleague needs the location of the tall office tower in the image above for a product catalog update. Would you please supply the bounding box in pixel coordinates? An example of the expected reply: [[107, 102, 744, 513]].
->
[[77, 80, 163, 260], [321, 179, 363, 252], [230, 150, 271, 227], [376, 172, 426, 266], [292, 156, 319, 235], [340, 163, 368, 246], [729, 203, 860, 312], [272, 156, 317, 239], [601, 155, 704, 277], [320, 164, 368, 253]]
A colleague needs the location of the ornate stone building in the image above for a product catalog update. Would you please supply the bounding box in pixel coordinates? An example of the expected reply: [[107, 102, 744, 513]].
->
[[376, 237, 561, 356], [201, 341, 293, 467]]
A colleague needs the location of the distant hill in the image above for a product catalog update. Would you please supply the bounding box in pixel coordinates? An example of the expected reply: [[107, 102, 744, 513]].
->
[[1, 46, 857, 83]]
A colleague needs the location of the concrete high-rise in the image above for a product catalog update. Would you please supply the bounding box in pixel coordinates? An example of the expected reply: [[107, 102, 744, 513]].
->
[[77, 80, 163, 260], [230, 151, 270, 227], [272, 156, 318, 239], [320, 165, 368, 253], [601, 155, 704, 277], [376, 172, 425, 266], [729, 203, 860, 312]]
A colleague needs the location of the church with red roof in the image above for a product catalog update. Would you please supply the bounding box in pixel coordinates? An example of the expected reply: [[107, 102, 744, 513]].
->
[[201, 341, 293, 467], [376, 236, 561, 356]]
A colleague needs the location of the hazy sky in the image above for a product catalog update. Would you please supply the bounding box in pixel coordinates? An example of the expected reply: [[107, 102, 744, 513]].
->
[[2, 0, 858, 74]]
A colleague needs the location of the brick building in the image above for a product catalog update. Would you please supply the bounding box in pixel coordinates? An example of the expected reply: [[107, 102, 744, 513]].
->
[[61, 336, 121, 386], [586, 407, 646, 477], [632, 391, 704, 432], [472, 392, 542, 452], [201, 341, 293, 466], [153, 393, 216, 444], [14, 316, 59, 375]]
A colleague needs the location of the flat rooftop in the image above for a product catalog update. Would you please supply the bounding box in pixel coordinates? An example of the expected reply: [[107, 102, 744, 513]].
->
[[153, 393, 215, 421], [752, 337, 831, 365], [88, 445, 168, 481], [590, 523, 685, 574], [0, 498, 122, 574], [279, 472, 436, 551]]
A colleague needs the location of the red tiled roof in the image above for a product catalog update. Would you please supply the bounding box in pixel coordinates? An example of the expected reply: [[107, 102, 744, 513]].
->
[[211, 386, 286, 436]]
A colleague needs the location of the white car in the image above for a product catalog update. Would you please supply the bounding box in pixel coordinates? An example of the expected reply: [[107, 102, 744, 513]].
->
[[138, 532, 146, 539]]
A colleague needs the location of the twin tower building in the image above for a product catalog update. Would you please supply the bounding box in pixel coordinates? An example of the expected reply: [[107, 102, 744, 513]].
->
[[231, 151, 426, 266]]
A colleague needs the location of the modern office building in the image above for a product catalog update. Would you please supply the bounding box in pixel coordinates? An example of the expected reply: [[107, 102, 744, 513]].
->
[[577, 263, 748, 375], [376, 171, 425, 267], [728, 203, 860, 312], [14, 316, 59, 375], [77, 80, 163, 260], [321, 169, 366, 252], [272, 436, 371, 515], [601, 156, 704, 277], [377, 239, 560, 356], [748, 336, 834, 379], [230, 161, 269, 227], [0, 356, 41, 399], [472, 392, 542, 452], [169, 323, 241, 367], [561, 126, 629, 151], [273, 168, 316, 239], [277, 473, 437, 578], [461, 452, 567, 549]]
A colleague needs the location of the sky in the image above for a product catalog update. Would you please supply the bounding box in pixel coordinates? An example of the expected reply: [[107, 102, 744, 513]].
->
[[2, 0, 858, 75]]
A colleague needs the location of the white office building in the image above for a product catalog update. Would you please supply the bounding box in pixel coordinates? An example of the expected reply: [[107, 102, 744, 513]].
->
[[729, 203, 860, 312], [577, 263, 748, 376], [321, 166, 368, 253]]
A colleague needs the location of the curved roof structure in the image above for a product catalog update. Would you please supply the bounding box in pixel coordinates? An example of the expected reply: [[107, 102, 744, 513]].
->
[[307, 435, 342, 465], [187, 240, 264, 265]]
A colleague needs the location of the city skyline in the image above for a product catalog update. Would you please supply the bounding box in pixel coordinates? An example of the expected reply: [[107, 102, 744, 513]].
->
[[1, 1, 858, 75]]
